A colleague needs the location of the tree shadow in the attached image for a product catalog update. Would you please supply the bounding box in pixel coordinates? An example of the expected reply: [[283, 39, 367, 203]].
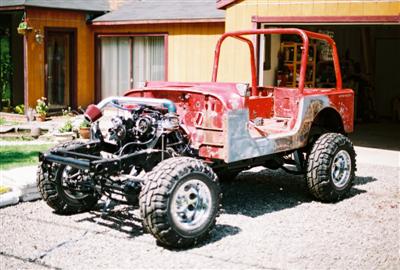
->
[[221, 168, 377, 218]]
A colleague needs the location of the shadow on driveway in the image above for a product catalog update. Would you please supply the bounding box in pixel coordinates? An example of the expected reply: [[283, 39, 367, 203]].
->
[[77, 203, 241, 246], [75, 168, 376, 246], [221, 168, 377, 218]]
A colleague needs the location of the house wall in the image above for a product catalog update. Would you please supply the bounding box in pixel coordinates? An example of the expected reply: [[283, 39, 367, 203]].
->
[[218, 0, 400, 83], [92, 22, 225, 89], [24, 7, 224, 108], [25, 7, 93, 108]]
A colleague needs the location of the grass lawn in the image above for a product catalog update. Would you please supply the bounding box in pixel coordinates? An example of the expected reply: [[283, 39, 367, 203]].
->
[[0, 144, 55, 170]]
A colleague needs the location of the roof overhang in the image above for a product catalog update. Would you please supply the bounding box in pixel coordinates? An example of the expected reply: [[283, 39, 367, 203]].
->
[[92, 18, 225, 26], [216, 0, 239, 9], [0, 5, 25, 11], [253, 15, 400, 25], [0, 2, 109, 13]]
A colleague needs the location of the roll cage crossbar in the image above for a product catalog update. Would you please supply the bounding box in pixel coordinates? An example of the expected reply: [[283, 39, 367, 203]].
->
[[211, 28, 343, 95]]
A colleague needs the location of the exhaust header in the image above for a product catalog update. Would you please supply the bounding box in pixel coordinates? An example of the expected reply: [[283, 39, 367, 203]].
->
[[84, 96, 177, 122]]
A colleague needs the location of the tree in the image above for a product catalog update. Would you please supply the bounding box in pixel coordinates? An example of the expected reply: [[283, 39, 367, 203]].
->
[[0, 53, 12, 111]]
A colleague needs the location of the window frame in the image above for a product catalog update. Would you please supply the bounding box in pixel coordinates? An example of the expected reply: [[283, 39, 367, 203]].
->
[[95, 32, 168, 101]]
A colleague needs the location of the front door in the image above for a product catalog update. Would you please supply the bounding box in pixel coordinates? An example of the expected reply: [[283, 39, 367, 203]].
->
[[45, 29, 76, 109]]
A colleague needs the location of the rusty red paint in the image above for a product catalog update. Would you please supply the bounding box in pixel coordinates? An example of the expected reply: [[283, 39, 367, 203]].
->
[[122, 28, 354, 161]]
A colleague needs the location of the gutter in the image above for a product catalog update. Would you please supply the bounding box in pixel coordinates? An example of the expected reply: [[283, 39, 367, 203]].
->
[[91, 18, 225, 26]]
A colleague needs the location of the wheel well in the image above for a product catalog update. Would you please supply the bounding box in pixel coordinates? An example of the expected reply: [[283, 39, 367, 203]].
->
[[309, 108, 345, 140]]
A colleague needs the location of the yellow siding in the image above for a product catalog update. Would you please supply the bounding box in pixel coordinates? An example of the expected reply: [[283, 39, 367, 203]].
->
[[93, 23, 224, 85], [25, 7, 224, 108], [221, 0, 400, 83]]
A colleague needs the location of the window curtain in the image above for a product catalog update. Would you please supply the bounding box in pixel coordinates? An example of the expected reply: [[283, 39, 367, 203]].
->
[[101, 36, 165, 97], [101, 37, 130, 97], [132, 36, 165, 88]]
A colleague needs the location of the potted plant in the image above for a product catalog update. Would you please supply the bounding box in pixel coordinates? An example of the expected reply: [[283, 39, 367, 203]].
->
[[17, 21, 32, 35], [79, 119, 91, 139], [54, 119, 74, 142], [58, 119, 73, 133], [35, 97, 48, 121]]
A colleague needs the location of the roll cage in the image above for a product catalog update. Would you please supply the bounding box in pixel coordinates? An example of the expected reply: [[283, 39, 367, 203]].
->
[[211, 28, 343, 95]]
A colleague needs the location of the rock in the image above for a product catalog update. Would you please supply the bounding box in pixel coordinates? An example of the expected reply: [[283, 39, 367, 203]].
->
[[0, 189, 21, 208]]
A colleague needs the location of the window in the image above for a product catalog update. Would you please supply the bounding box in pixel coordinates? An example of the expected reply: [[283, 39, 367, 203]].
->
[[100, 35, 166, 98]]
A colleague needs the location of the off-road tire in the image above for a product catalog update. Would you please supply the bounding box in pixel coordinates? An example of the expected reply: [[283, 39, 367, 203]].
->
[[306, 133, 356, 202], [140, 157, 221, 248], [37, 141, 99, 214]]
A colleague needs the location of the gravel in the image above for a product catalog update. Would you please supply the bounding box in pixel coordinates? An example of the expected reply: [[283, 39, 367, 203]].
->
[[0, 162, 399, 269]]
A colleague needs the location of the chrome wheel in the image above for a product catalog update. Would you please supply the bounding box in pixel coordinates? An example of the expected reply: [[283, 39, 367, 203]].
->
[[331, 150, 352, 189], [170, 179, 212, 231], [61, 166, 89, 200]]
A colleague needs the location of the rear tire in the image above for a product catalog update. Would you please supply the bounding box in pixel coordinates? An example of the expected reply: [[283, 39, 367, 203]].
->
[[306, 133, 356, 202], [140, 157, 220, 248]]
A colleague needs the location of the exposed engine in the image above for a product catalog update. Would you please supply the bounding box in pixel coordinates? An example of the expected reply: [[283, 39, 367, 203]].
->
[[81, 97, 193, 204], [104, 105, 191, 157], [85, 96, 192, 159]]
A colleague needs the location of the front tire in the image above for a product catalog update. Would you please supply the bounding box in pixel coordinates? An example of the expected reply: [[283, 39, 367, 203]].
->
[[140, 157, 220, 248], [37, 142, 99, 214], [306, 133, 356, 202]]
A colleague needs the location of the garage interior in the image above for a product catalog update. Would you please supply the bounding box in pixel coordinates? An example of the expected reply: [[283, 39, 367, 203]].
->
[[259, 24, 400, 151]]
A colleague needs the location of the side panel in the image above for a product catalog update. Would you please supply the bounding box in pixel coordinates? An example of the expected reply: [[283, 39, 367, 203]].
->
[[126, 86, 353, 163], [224, 90, 353, 163], [326, 90, 354, 133]]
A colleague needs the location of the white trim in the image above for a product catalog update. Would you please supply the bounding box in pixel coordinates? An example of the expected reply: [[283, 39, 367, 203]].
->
[[240, 0, 400, 5]]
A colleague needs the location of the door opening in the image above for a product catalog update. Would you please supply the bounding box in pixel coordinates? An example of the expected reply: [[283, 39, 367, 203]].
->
[[45, 28, 76, 109]]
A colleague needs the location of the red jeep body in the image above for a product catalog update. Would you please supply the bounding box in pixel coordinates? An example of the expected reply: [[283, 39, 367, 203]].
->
[[124, 28, 354, 163]]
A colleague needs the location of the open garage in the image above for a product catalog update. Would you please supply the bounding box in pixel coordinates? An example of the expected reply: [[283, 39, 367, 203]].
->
[[257, 20, 400, 150]]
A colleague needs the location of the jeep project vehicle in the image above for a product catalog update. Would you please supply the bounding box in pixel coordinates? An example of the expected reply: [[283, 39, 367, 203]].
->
[[37, 28, 356, 248]]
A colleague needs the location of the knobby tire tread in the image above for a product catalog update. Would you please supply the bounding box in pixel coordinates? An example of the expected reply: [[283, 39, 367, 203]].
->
[[306, 133, 356, 202], [140, 157, 220, 248]]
